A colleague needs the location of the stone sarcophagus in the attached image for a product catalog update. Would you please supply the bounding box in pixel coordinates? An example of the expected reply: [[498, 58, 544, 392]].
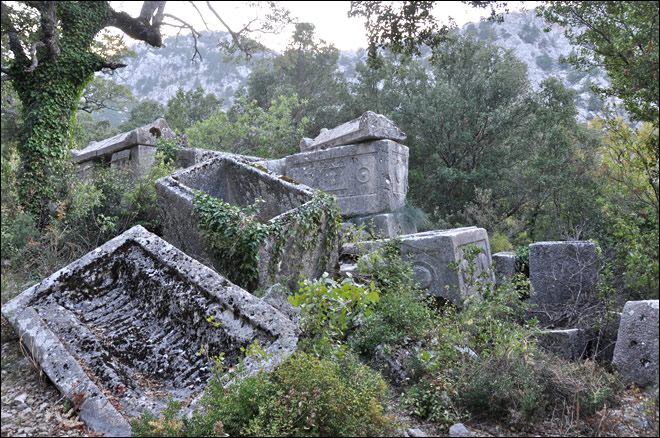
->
[[155, 156, 339, 292], [1, 226, 298, 436], [342, 227, 494, 304]]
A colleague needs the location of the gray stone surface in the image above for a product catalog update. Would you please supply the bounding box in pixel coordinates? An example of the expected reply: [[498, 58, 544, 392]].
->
[[493, 251, 516, 285], [449, 423, 470, 437], [302, 111, 406, 152], [282, 140, 409, 218], [71, 118, 175, 163], [173, 147, 263, 170], [261, 283, 300, 325], [343, 227, 493, 303], [612, 300, 659, 387], [156, 155, 338, 291], [528, 241, 598, 324], [1, 225, 298, 436], [347, 211, 417, 238], [537, 328, 587, 361]]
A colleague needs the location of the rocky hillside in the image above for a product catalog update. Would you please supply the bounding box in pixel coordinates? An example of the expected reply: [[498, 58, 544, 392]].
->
[[109, 10, 607, 122]]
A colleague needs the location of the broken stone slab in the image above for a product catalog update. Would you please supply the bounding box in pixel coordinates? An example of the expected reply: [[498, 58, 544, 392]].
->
[[275, 140, 408, 218], [537, 328, 587, 361], [70, 118, 176, 163], [302, 111, 406, 152], [342, 227, 494, 304], [493, 251, 516, 286], [612, 300, 659, 387], [1, 225, 298, 437], [156, 155, 339, 292]]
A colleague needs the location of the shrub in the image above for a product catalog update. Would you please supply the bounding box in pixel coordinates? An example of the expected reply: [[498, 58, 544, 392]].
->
[[135, 352, 397, 437], [351, 284, 431, 357], [245, 351, 396, 437]]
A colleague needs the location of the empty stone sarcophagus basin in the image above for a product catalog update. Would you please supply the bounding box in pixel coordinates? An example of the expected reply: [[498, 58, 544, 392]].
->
[[155, 155, 339, 292], [1, 226, 298, 437]]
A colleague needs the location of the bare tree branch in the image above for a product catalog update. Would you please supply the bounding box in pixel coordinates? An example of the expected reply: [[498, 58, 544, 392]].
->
[[162, 13, 203, 61], [188, 1, 210, 31], [24, 41, 45, 72], [108, 1, 166, 47], [206, 1, 247, 53]]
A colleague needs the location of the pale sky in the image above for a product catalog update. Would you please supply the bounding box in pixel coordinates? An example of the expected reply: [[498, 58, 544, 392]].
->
[[110, 1, 535, 52]]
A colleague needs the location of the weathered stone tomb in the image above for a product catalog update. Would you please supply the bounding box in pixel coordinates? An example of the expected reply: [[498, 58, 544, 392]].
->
[[1, 226, 298, 436], [155, 155, 339, 291], [259, 112, 413, 237], [342, 227, 494, 304], [71, 118, 176, 179]]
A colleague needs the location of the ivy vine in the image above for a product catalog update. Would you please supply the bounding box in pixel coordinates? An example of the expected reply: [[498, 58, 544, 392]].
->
[[193, 190, 341, 292]]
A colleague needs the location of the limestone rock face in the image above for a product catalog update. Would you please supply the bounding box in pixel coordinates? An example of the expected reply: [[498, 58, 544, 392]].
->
[[613, 300, 659, 387]]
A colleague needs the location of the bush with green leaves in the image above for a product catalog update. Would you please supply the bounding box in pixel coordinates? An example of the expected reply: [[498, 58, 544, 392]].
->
[[290, 274, 380, 355], [402, 245, 622, 429], [133, 351, 396, 437]]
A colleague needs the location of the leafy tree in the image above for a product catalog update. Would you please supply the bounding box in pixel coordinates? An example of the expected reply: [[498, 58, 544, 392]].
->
[[118, 99, 165, 132], [165, 86, 223, 133], [515, 78, 604, 241], [348, 1, 452, 66], [539, 1, 659, 123], [71, 112, 119, 149], [78, 75, 136, 114], [359, 36, 534, 224], [0, 1, 291, 223], [186, 94, 307, 158], [243, 23, 352, 137], [1, 1, 167, 221]]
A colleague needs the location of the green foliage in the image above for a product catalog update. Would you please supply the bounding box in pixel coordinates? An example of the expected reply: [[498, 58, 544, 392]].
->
[[155, 137, 181, 166], [539, 1, 659, 123], [118, 99, 166, 132], [245, 352, 395, 437], [193, 189, 339, 292], [71, 111, 119, 149], [243, 22, 353, 137], [136, 352, 395, 437], [348, 1, 451, 66], [489, 232, 513, 253], [2, 1, 128, 220], [193, 193, 272, 291], [165, 86, 223, 133], [185, 94, 306, 158], [290, 274, 380, 352], [350, 283, 431, 357]]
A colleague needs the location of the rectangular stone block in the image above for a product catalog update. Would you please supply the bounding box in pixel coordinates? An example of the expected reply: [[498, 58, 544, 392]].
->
[[613, 300, 659, 387], [71, 118, 175, 164], [1, 226, 298, 437], [493, 251, 516, 286], [529, 241, 598, 305], [156, 156, 338, 292], [343, 227, 493, 304], [283, 140, 408, 218], [537, 329, 587, 361], [302, 111, 406, 152]]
